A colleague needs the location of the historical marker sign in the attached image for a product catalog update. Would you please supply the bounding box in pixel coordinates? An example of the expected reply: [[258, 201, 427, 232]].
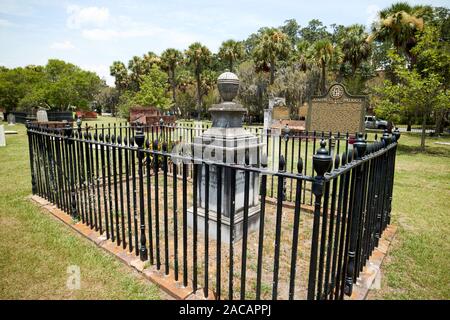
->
[[306, 83, 366, 133]]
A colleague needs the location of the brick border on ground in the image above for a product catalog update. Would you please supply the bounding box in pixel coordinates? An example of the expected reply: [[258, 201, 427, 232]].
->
[[348, 224, 397, 300], [29, 194, 396, 300]]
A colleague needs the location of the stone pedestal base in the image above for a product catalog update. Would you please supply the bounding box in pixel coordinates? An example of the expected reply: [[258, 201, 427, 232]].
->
[[187, 205, 260, 243]]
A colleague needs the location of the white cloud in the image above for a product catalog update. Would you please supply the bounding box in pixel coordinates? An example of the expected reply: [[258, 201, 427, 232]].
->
[[0, 0, 33, 16], [81, 64, 114, 86], [366, 4, 380, 27], [66, 5, 110, 29], [0, 18, 13, 27], [81, 27, 162, 41], [66, 4, 219, 52], [50, 40, 75, 50]]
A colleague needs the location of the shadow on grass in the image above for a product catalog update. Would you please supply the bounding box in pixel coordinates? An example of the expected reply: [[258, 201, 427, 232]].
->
[[397, 143, 450, 158]]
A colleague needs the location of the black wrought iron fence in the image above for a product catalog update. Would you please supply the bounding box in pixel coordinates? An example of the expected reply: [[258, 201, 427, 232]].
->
[[26, 121, 399, 300], [73, 122, 382, 207]]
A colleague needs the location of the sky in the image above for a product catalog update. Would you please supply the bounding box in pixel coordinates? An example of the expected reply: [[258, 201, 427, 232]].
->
[[0, 0, 447, 86]]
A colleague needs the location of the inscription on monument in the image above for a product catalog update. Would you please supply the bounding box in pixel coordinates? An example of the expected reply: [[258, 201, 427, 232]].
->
[[306, 83, 366, 133]]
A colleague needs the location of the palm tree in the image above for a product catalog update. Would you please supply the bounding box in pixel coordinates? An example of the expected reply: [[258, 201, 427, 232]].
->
[[109, 61, 129, 92], [291, 40, 311, 72], [185, 42, 211, 119], [161, 48, 183, 108], [342, 24, 372, 75], [310, 39, 335, 94], [253, 28, 291, 85], [369, 2, 426, 131], [142, 51, 161, 73], [368, 2, 424, 65], [218, 40, 244, 72], [128, 55, 145, 91]]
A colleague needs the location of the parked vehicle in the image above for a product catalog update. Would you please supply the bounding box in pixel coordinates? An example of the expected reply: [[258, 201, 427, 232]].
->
[[365, 116, 394, 131]]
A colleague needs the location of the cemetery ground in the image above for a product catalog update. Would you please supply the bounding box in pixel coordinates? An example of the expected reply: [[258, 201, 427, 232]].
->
[[0, 117, 449, 299], [0, 118, 162, 299]]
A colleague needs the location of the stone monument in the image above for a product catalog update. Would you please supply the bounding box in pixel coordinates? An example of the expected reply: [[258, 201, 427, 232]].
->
[[0, 125, 5, 147], [7, 113, 15, 125], [36, 109, 48, 122], [187, 72, 263, 243], [263, 109, 272, 131], [306, 83, 366, 133], [271, 97, 289, 120]]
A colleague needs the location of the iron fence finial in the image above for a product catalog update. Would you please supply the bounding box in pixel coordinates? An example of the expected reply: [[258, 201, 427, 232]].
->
[[313, 140, 332, 177]]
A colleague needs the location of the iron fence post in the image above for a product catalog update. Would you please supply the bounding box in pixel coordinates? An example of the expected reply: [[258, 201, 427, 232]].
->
[[381, 130, 391, 230], [307, 140, 332, 300], [344, 133, 366, 296], [65, 124, 79, 220], [26, 121, 37, 194], [136, 126, 148, 261]]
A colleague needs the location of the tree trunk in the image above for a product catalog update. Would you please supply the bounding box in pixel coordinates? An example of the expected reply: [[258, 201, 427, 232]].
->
[[171, 70, 177, 112], [229, 60, 233, 73], [321, 59, 326, 94], [420, 113, 426, 151], [196, 71, 202, 120], [406, 113, 412, 132], [352, 62, 357, 76], [270, 58, 275, 85], [435, 109, 444, 134]]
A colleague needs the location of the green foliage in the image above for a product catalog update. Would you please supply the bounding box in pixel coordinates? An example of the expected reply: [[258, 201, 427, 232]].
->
[[253, 28, 291, 84], [280, 19, 301, 47], [369, 2, 425, 65], [185, 42, 212, 76], [95, 86, 119, 115], [0, 60, 102, 112], [161, 48, 184, 106], [237, 60, 269, 118], [103, 2, 448, 130], [0, 66, 43, 112], [309, 38, 336, 94], [110, 61, 129, 91], [218, 39, 244, 72], [117, 90, 136, 118], [116, 66, 170, 119], [269, 64, 320, 113], [185, 42, 212, 113], [341, 24, 372, 75], [412, 25, 450, 83], [374, 45, 448, 149], [299, 19, 331, 43], [133, 65, 171, 110], [175, 85, 197, 118]]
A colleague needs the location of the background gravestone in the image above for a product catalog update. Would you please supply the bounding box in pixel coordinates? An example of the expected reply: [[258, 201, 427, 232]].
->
[[306, 83, 366, 133], [0, 125, 5, 147], [36, 109, 48, 122], [270, 97, 289, 120], [263, 108, 272, 130], [7, 113, 15, 125]]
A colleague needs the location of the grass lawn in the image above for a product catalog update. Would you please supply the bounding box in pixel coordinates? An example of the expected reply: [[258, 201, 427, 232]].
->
[[368, 133, 450, 299], [0, 121, 162, 299], [0, 117, 449, 300]]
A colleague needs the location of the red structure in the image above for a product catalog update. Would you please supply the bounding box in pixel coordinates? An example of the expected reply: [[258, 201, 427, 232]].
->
[[129, 106, 175, 125], [76, 111, 98, 120]]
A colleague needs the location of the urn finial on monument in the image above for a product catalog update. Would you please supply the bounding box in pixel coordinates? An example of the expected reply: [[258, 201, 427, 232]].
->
[[217, 71, 239, 102], [209, 72, 246, 128]]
